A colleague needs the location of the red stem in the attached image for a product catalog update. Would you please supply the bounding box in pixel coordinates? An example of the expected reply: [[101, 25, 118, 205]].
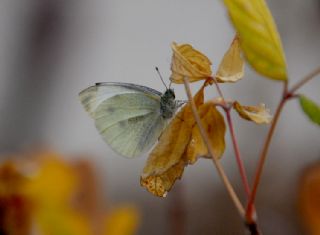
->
[[226, 110, 251, 198], [212, 77, 251, 197], [246, 66, 320, 221], [246, 82, 289, 220], [246, 97, 287, 221], [213, 80, 261, 233]]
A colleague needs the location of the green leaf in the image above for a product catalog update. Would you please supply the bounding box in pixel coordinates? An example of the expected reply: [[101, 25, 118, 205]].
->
[[299, 95, 320, 126], [223, 0, 288, 81]]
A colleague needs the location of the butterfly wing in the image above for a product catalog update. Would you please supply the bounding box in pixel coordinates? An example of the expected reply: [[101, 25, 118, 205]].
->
[[79, 83, 167, 158], [79, 82, 162, 117]]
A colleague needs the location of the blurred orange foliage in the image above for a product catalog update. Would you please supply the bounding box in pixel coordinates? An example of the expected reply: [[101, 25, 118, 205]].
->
[[299, 163, 320, 235], [0, 151, 140, 235]]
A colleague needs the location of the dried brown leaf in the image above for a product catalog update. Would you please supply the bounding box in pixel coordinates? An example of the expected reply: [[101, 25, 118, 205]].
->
[[140, 86, 205, 197], [233, 101, 272, 124], [186, 102, 226, 164], [140, 160, 186, 197], [170, 42, 212, 84]]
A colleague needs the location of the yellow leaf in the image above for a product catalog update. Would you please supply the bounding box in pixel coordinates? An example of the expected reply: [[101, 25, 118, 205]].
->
[[186, 102, 226, 163], [233, 101, 272, 124], [104, 206, 140, 235], [170, 42, 212, 83], [216, 36, 244, 83], [223, 0, 288, 81], [141, 86, 205, 197]]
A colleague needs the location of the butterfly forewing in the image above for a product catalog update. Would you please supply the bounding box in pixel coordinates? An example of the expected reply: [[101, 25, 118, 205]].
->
[[79, 82, 162, 117], [94, 93, 159, 129]]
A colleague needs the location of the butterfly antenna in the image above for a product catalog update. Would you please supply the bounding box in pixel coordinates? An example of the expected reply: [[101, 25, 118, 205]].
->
[[168, 80, 172, 89], [155, 67, 168, 89]]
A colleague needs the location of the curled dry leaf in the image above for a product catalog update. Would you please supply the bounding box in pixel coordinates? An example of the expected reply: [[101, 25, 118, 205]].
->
[[233, 101, 272, 124], [216, 36, 244, 83], [170, 42, 212, 84], [140, 86, 205, 197], [186, 102, 226, 164]]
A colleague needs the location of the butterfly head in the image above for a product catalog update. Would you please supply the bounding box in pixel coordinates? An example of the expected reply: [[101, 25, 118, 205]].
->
[[163, 88, 175, 99]]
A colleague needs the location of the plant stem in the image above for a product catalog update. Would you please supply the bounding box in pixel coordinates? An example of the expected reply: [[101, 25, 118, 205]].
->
[[246, 66, 320, 221], [212, 78, 261, 233], [289, 66, 320, 94], [182, 77, 245, 217], [246, 95, 287, 221], [212, 77, 226, 101], [226, 110, 251, 198], [212, 77, 251, 198]]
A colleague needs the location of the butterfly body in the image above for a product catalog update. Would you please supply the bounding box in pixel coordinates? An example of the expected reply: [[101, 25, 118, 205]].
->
[[79, 82, 184, 158], [160, 89, 176, 119]]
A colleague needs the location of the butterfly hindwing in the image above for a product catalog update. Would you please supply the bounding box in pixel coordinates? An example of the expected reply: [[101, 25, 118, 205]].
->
[[96, 111, 166, 158]]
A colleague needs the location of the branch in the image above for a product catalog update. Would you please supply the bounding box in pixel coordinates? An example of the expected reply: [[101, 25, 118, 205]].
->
[[211, 77, 251, 198], [225, 110, 251, 198], [289, 66, 320, 95], [246, 95, 287, 220], [246, 66, 320, 221], [182, 77, 245, 217]]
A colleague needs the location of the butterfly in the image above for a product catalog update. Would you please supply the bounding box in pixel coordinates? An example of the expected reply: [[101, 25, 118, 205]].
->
[[79, 82, 185, 158]]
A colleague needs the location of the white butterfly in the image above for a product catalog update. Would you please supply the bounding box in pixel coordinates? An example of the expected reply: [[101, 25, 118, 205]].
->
[[79, 82, 185, 158]]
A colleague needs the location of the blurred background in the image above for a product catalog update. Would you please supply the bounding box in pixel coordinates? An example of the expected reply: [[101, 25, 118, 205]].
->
[[0, 0, 319, 234]]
